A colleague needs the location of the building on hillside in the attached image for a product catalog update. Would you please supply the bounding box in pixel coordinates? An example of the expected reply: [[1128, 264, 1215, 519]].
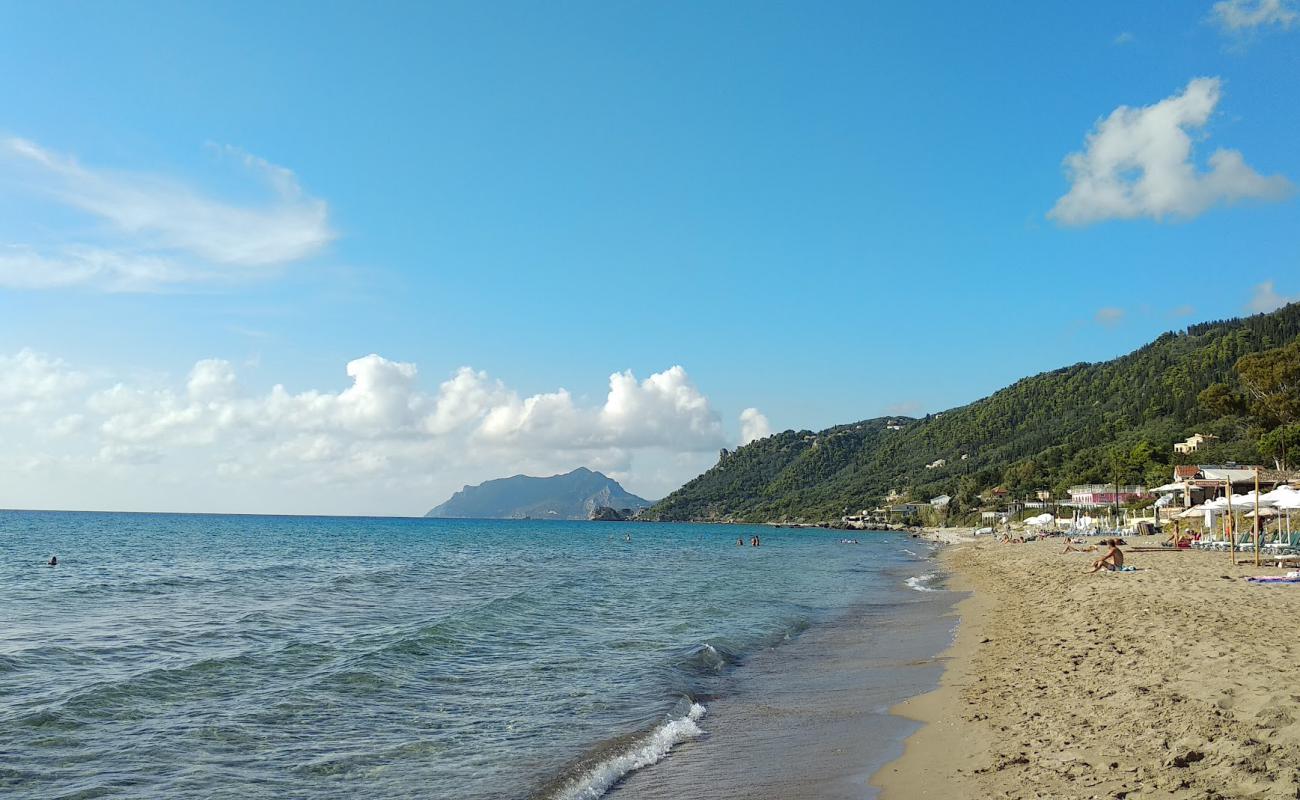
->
[[1173, 433, 1218, 454], [885, 419, 905, 431], [889, 503, 926, 517], [930, 494, 951, 509], [1066, 484, 1147, 507]]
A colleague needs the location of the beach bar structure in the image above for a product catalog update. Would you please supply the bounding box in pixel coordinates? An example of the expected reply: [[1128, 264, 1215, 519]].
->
[[1167, 465, 1297, 508]]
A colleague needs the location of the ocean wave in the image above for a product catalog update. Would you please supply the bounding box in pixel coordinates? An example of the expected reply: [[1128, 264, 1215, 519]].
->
[[678, 641, 739, 675], [905, 573, 941, 592], [548, 703, 707, 800]]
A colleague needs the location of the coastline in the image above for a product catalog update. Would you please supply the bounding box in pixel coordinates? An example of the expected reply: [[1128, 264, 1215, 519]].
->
[[604, 534, 960, 800], [870, 539, 985, 799], [874, 536, 1300, 799]]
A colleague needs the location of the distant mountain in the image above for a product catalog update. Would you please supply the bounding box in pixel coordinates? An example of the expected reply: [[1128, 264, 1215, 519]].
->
[[425, 468, 652, 520], [646, 303, 1300, 522]]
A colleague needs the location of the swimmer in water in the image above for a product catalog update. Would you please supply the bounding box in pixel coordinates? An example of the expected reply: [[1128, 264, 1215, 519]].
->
[[737, 537, 744, 546], [625, 533, 632, 543], [48, 555, 57, 566]]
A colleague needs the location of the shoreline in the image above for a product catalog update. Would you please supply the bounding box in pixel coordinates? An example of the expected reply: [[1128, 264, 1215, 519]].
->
[[870, 540, 985, 798], [873, 536, 1300, 799], [600, 534, 959, 800]]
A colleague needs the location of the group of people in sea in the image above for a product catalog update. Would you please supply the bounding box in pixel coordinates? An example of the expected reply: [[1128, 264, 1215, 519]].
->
[[736, 535, 761, 547]]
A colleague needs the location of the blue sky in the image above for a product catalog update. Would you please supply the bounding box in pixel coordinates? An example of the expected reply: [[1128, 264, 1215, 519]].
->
[[1, 1, 1297, 514]]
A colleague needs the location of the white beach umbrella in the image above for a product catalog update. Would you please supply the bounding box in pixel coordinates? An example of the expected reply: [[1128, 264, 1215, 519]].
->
[[1227, 493, 1258, 509], [1276, 494, 1300, 511], [1274, 494, 1300, 543], [1262, 486, 1300, 504], [1245, 507, 1279, 519]]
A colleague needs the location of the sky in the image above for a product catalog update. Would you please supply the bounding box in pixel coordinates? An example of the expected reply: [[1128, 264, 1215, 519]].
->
[[1, 0, 1298, 515]]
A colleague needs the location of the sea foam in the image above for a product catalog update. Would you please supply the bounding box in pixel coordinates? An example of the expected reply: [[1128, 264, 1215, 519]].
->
[[905, 573, 941, 592], [551, 703, 707, 800]]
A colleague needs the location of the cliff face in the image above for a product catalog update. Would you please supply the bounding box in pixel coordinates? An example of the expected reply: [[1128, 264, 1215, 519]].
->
[[425, 468, 651, 520]]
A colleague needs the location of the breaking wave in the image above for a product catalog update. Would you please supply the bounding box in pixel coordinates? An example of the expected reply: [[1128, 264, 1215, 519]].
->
[[546, 703, 707, 800], [905, 573, 941, 592]]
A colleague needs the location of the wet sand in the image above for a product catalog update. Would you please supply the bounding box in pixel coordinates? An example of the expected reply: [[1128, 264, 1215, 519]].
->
[[611, 577, 958, 800], [875, 538, 1300, 799]]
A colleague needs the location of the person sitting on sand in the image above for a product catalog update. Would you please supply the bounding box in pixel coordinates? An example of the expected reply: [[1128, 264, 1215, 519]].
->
[[1084, 539, 1125, 574]]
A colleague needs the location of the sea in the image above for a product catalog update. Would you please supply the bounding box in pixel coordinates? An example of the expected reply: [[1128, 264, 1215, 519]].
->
[[0, 512, 958, 800]]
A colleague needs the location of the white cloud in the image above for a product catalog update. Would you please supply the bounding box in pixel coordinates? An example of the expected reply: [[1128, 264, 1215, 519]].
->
[[739, 408, 771, 445], [0, 349, 87, 416], [1095, 306, 1126, 327], [1246, 280, 1297, 313], [1049, 78, 1292, 225], [0, 352, 738, 514], [0, 138, 335, 291], [1113, 31, 1136, 45], [1212, 0, 1297, 30]]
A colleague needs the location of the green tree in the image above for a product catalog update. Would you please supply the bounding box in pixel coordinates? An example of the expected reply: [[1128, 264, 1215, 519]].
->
[[1236, 340, 1300, 425], [1197, 382, 1245, 418], [1258, 424, 1300, 471]]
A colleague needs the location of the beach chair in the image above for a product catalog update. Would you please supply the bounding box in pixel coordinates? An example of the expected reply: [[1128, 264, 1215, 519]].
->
[[1265, 530, 1300, 556]]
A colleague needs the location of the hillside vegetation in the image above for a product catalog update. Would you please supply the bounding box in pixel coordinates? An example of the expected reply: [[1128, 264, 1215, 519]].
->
[[648, 303, 1300, 522]]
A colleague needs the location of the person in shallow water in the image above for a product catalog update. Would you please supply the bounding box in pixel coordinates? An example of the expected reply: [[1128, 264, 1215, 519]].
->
[[47, 555, 57, 566], [737, 537, 744, 546]]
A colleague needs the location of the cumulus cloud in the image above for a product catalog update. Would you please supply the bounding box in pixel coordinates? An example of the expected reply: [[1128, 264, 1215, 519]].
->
[[739, 408, 772, 445], [0, 352, 738, 512], [0, 349, 88, 416], [1211, 0, 1297, 30], [1049, 78, 1292, 225], [0, 138, 335, 291], [1246, 280, 1297, 313], [1095, 306, 1126, 327], [1113, 31, 1136, 45]]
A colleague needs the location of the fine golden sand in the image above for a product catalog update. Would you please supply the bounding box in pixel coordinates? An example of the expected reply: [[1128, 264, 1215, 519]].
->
[[873, 537, 1300, 800]]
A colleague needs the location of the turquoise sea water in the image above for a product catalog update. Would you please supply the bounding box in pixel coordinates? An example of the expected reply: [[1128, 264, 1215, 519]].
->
[[0, 512, 945, 799]]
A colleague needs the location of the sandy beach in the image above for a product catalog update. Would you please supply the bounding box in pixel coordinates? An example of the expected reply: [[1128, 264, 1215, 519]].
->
[[874, 536, 1300, 799]]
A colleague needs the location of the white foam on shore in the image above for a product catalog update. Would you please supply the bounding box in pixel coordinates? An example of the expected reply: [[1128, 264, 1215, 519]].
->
[[552, 703, 707, 800], [905, 573, 941, 592]]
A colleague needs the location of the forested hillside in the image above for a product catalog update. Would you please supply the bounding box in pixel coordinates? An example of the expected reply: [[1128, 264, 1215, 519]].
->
[[648, 303, 1300, 522]]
